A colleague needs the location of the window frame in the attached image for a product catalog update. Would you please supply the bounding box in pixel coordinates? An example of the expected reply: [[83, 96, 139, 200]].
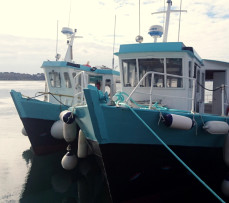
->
[[121, 57, 184, 89], [49, 70, 61, 88]]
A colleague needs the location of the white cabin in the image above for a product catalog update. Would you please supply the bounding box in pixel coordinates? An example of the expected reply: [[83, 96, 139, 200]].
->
[[115, 42, 229, 115]]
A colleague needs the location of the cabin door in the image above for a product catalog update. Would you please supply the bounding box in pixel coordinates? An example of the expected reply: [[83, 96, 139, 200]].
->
[[212, 72, 225, 115]]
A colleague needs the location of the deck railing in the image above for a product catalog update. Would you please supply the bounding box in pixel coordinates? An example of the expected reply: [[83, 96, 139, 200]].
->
[[125, 71, 196, 112], [72, 71, 87, 106]]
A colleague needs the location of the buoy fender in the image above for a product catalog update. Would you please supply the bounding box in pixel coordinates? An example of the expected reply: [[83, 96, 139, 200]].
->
[[77, 130, 88, 158], [21, 127, 27, 136], [59, 110, 75, 124], [203, 121, 229, 134], [51, 120, 64, 139], [61, 152, 78, 170], [223, 134, 229, 167], [63, 122, 77, 142], [164, 114, 193, 130], [221, 174, 229, 196]]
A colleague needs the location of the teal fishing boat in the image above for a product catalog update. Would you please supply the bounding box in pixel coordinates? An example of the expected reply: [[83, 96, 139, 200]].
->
[[10, 27, 119, 155], [62, 1, 229, 202]]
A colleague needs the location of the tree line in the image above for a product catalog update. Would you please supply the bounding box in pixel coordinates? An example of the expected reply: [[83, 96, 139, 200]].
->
[[0, 72, 45, 80]]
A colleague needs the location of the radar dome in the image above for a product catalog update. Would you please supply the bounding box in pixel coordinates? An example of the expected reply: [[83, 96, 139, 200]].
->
[[61, 27, 74, 36], [148, 25, 163, 42]]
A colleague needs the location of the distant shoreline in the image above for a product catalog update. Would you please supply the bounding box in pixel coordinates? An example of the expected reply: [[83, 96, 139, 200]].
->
[[0, 72, 45, 80]]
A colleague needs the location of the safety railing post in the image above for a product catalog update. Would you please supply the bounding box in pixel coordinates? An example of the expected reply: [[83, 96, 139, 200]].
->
[[221, 84, 225, 116], [191, 79, 196, 113], [149, 73, 154, 109]]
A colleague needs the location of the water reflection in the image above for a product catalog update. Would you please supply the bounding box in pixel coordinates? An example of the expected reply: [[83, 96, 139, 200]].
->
[[20, 150, 111, 203]]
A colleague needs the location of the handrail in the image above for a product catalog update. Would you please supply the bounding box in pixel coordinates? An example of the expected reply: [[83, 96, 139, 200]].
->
[[125, 71, 196, 112], [37, 92, 74, 98], [73, 71, 88, 106]]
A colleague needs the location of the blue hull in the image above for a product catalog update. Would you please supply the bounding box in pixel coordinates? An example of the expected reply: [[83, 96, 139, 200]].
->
[[80, 87, 228, 148], [10, 90, 77, 155], [73, 87, 229, 202]]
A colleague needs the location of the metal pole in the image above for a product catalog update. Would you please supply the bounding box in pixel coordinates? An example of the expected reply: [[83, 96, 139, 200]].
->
[[221, 84, 225, 116], [191, 79, 196, 112], [163, 0, 172, 42], [149, 73, 154, 109]]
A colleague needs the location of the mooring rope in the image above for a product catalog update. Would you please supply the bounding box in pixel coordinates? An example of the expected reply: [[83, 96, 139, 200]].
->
[[24, 92, 69, 107], [124, 103, 225, 203]]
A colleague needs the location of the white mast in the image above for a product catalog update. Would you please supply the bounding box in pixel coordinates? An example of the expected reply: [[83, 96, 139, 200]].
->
[[163, 0, 172, 42], [62, 27, 75, 62], [61, 27, 82, 62], [152, 0, 187, 42]]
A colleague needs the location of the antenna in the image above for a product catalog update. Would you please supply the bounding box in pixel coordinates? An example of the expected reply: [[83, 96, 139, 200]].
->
[[139, 0, 140, 36], [178, 0, 183, 42], [112, 15, 116, 69], [55, 20, 61, 61], [68, 0, 72, 27], [135, 0, 143, 43]]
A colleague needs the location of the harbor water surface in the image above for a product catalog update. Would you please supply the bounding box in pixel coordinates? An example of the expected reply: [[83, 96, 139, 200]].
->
[[0, 81, 110, 203]]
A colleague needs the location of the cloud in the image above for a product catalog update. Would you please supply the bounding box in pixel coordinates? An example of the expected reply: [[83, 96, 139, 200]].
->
[[0, 34, 117, 73], [0, 0, 229, 73]]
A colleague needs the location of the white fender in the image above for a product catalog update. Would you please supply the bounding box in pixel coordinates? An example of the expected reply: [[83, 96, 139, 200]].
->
[[77, 130, 88, 158], [223, 134, 229, 167], [61, 152, 78, 170], [63, 122, 77, 143], [21, 127, 27, 136], [221, 175, 229, 196], [164, 114, 193, 130], [203, 121, 229, 134], [50, 120, 64, 139], [59, 110, 69, 120], [59, 110, 75, 124]]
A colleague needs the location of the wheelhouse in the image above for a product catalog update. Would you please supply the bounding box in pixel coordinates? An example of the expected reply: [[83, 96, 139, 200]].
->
[[42, 61, 119, 106], [115, 42, 205, 113]]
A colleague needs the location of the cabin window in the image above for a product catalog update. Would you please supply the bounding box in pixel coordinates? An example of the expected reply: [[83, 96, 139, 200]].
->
[[49, 71, 61, 88], [105, 79, 111, 95], [139, 58, 164, 87], [122, 59, 137, 87], [166, 58, 183, 88], [64, 72, 72, 88], [194, 64, 197, 78], [89, 75, 103, 90]]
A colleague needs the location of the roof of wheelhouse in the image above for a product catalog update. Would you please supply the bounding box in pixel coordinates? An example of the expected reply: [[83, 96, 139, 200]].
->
[[114, 42, 203, 65], [41, 61, 120, 76]]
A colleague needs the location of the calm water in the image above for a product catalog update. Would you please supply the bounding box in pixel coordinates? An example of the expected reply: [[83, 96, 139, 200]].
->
[[0, 81, 110, 203]]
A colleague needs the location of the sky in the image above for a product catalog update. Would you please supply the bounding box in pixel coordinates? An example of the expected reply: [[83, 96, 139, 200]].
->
[[0, 0, 229, 74]]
